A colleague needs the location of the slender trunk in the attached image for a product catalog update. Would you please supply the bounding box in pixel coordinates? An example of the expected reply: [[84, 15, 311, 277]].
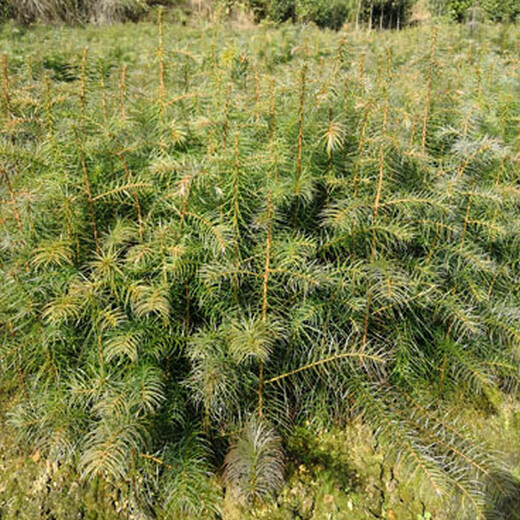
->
[[2, 54, 11, 120], [116, 146, 144, 239], [185, 281, 190, 333], [440, 175, 477, 393], [157, 9, 166, 122], [1, 167, 23, 236], [476, 64, 482, 109], [361, 292, 373, 353], [76, 133, 100, 253], [98, 330, 104, 373], [425, 223, 440, 264], [353, 104, 371, 196], [79, 48, 88, 130], [99, 62, 108, 127], [1, 167, 29, 268], [222, 81, 231, 151], [371, 148, 385, 258], [487, 160, 505, 297], [7, 321, 28, 398], [295, 65, 307, 191], [258, 78, 278, 419], [422, 27, 438, 152], [259, 208, 271, 419], [293, 65, 307, 227], [334, 34, 347, 80], [409, 115, 417, 147], [119, 64, 127, 119], [253, 66, 260, 122], [461, 179, 476, 246], [359, 53, 366, 82], [325, 107, 335, 208], [46, 74, 79, 260], [232, 133, 240, 303], [363, 97, 388, 355]]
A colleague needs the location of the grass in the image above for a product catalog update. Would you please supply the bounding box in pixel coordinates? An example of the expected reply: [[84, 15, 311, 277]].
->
[[1, 16, 520, 519]]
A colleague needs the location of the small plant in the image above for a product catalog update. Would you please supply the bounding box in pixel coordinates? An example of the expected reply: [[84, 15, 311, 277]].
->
[[223, 418, 285, 504]]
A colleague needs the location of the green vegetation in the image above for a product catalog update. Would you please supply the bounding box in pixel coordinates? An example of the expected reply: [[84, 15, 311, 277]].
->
[[429, 0, 520, 22], [1, 13, 520, 520], [2, 1, 519, 29], [246, 0, 416, 29]]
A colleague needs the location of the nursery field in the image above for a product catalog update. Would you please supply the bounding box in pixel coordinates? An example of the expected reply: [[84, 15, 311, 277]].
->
[[1, 17, 520, 519]]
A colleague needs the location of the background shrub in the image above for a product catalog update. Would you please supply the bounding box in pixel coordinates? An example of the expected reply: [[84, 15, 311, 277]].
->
[[0, 0, 421, 29], [295, 0, 351, 30], [429, 0, 520, 23], [2, 0, 164, 24]]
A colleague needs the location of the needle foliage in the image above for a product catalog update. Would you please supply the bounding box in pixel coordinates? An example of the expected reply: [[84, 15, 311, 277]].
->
[[0, 16, 519, 519]]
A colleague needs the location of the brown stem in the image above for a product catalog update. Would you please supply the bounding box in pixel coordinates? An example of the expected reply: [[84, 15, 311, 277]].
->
[[76, 133, 100, 253], [334, 33, 347, 80], [295, 64, 307, 193], [157, 9, 166, 121], [265, 350, 384, 386], [232, 133, 240, 303], [99, 62, 108, 127], [253, 66, 260, 121], [79, 48, 88, 129], [371, 147, 385, 261], [8, 321, 28, 398], [185, 281, 190, 332], [222, 81, 231, 150], [353, 104, 371, 196], [425, 223, 440, 264], [409, 115, 417, 147], [358, 52, 365, 82], [461, 180, 476, 245], [2, 54, 11, 120], [293, 64, 307, 227], [115, 146, 143, 239], [1, 166, 23, 236], [119, 64, 127, 119], [258, 80, 278, 418], [258, 363, 264, 419], [421, 27, 438, 152]]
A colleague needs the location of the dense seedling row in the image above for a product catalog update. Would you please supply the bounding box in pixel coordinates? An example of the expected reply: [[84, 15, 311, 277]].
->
[[1, 19, 519, 518]]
